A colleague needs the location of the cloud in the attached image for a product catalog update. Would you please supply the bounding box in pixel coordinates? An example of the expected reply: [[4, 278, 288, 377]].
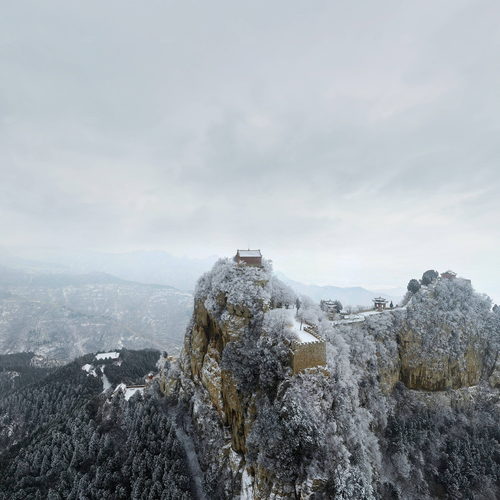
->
[[1, 1, 499, 300]]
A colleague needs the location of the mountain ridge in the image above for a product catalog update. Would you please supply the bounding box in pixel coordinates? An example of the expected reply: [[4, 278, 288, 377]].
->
[[276, 271, 403, 306], [0, 265, 192, 361]]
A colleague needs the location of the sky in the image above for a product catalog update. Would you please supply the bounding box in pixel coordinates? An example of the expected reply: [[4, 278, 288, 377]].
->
[[1, 1, 499, 300]]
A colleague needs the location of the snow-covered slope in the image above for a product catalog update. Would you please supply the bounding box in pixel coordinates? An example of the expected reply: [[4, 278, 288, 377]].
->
[[0, 266, 192, 361]]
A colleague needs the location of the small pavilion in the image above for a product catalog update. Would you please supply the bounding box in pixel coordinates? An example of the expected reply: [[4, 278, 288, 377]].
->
[[373, 297, 388, 311]]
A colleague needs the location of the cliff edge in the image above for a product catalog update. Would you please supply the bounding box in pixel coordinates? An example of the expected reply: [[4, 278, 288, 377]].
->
[[160, 260, 500, 499]]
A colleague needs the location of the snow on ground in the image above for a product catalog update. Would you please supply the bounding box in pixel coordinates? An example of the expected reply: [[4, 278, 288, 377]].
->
[[331, 306, 407, 325], [294, 328, 318, 343], [359, 310, 386, 317], [283, 309, 318, 343], [101, 366, 112, 392], [331, 317, 365, 325], [81, 364, 97, 377], [83, 362, 112, 390], [113, 382, 145, 400], [96, 351, 120, 360], [240, 467, 254, 500], [124, 387, 144, 400]]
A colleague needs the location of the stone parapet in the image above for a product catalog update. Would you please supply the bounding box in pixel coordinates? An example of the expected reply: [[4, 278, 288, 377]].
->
[[291, 330, 327, 373]]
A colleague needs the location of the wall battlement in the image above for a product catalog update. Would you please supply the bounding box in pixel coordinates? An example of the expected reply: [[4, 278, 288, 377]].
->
[[291, 329, 327, 373]]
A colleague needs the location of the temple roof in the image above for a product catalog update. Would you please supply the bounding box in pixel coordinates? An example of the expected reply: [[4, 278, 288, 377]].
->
[[237, 249, 262, 257]]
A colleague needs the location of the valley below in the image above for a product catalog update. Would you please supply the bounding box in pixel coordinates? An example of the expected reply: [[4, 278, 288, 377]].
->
[[0, 266, 192, 361]]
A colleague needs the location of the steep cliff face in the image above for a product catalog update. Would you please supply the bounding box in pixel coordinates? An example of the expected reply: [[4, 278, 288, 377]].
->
[[359, 278, 498, 394], [163, 262, 500, 499], [397, 278, 492, 391], [172, 259, 342, 498], [398, 328, 483, 390], [186, 296, 253, 453]]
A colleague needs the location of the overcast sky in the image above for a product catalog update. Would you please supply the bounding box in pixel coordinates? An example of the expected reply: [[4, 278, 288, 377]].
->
[[1, 1, 499, 300]]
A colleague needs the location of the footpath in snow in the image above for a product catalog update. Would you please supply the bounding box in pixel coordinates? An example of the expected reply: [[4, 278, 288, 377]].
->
[[283, 309, 318, 343], [162, 400, 208, 500], [331, 306, 407, 326]]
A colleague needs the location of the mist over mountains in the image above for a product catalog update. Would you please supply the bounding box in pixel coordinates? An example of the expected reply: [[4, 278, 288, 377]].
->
[[1, 0, 499, 497], [0, 250, 406, 367], [0, 264, 192, 361], [0, 248, 217, 292], [1, 248, 404, 304], [276, 272, 403, 307]]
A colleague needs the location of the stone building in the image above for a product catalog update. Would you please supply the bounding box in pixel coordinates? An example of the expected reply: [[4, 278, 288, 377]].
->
[[291, 327, 327, 373]]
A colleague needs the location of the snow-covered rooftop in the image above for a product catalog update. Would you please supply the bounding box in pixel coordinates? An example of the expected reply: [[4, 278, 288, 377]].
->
[[96, 351, 120, 360], [237, 249, 261, 257], [124, 387, 144, 400], [81, 363, 97, 376], [114, 383, 145, 401]]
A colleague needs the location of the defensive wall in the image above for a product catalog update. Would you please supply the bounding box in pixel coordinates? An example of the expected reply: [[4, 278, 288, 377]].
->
[[291, 326, 327, 373]]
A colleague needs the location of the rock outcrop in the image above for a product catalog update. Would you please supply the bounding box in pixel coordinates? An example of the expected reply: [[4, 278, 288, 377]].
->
[[398, 327, 484, 391], [161, 262, 500, 499], [184, 288, 254, 454], [169, 259, 336, 498], [369, 279, 496, 393]]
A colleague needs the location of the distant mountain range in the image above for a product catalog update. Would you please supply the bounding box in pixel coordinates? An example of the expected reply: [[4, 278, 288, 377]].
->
[[0, 249, 405, 307], [0, 265, 192, 361], [0, 250, 405, 363], [0, 248, 217, 292], [276, 273, 404, 307]]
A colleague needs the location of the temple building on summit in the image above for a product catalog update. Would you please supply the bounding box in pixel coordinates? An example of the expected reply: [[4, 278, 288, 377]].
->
[[441, 270, 457, 279], [234, 249, 262, 266]]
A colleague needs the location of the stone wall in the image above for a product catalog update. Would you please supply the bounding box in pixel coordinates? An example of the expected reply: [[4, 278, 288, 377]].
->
[[291, 332, 327, 373]]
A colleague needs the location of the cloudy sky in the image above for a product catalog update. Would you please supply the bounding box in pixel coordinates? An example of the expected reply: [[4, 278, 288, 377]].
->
[[1, 1, 499, 299]]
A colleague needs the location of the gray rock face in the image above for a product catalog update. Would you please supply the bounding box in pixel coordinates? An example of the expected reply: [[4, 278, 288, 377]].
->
[[166, 262, 500, 499]]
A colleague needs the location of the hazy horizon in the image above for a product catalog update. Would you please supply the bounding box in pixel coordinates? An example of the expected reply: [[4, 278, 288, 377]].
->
[[0, 245, 489, 303], [2, 2, 499, 302]]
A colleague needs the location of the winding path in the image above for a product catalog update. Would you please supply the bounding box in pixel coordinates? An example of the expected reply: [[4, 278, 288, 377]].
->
[[161, 400, 208, 500]]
